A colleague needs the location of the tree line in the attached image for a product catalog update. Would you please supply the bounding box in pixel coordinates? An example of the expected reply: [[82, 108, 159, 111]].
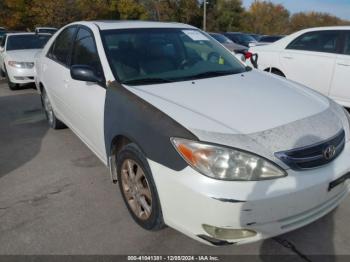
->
[[1, 0, 349, 34]]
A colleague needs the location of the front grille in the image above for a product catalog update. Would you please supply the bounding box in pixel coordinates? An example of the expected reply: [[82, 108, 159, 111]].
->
[[275, 129, 345, 170]]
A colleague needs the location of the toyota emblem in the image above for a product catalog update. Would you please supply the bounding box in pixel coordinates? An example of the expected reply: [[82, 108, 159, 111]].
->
[[323, 145, 336, 160]]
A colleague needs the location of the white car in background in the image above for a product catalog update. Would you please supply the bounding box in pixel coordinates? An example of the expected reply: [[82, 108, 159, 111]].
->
[[0, 32, 51, 90], [35, 21, 350, 246], [249, 26, 350, 107]]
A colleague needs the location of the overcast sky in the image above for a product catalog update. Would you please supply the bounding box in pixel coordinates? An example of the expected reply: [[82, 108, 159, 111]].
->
[[242, 0, 350, 20]]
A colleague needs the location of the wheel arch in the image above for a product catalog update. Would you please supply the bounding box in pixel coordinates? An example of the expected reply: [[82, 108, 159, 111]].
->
[[264, 67, 286, 77], [110, 134, 134, 158]]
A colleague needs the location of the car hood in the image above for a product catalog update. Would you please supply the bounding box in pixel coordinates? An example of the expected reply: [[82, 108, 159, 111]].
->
[[6, 49, 42, 62], [126, 70, 348, 167]]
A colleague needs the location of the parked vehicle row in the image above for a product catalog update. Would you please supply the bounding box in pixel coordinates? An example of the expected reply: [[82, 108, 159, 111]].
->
[[224, 32, 258, 47], [213, 32, 284, 48], [249, 26, 350, 108], [31, 21, 350, 246], [208, 32, 248, 61], [253, 35, 285, 46], [209, 32, 283, 62], [34, 27, 58, 35]]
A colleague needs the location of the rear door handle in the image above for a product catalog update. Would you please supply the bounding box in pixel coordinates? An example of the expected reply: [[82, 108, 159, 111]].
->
[[283, 56, 293, 60]]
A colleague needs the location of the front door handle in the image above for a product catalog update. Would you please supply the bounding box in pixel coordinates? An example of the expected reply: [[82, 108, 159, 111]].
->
[[283, 56, 293, 60]]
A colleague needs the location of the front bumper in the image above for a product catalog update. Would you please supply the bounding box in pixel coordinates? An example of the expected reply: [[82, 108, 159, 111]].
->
[[149, 141, 350, 246], [6, 65, 35, 84]]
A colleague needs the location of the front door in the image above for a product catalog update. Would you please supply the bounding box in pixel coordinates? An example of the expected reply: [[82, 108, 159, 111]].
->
[[65, 27, 107, 163]]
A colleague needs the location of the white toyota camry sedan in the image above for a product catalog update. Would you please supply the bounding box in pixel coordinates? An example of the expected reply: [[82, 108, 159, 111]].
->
[[0, 32, 51, 90], [35, 21, 350, 246]]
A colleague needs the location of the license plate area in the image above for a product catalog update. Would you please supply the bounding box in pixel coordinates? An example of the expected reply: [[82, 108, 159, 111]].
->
[[329, 172, 350, 191]]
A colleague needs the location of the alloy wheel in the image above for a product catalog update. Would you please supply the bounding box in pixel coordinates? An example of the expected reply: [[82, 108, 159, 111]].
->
[[120, 159, 152, 220]]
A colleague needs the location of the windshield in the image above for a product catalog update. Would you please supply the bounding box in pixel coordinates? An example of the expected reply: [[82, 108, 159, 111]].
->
[[210, 33, 233, 44], [6, 34, 51, 51], [101, 28, 246, 85]]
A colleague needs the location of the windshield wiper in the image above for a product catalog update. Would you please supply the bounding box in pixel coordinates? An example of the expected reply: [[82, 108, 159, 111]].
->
[[122, 77, 174, 85], [180, 70, 237, 81]]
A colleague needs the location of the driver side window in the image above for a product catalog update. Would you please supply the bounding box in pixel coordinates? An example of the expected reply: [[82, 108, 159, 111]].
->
[[71, 28, 103, 77]]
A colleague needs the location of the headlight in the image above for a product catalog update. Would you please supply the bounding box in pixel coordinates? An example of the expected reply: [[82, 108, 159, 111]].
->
[[8, 61, 34, 69], [171, 138, 286, 181]]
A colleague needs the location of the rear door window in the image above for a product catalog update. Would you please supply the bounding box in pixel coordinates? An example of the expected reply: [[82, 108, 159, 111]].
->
[[287, 30, 341, 54], [48, 26, 77, 66]]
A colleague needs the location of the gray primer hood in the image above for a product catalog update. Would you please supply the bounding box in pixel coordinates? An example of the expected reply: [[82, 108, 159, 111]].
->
[[192, 99, 349, 169]]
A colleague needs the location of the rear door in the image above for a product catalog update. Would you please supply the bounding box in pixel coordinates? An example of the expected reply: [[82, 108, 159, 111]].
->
[[279, 30, 340, 96], [42, 26, 77, 124], [65, 26, 107, 162], [329, 31, 350, 107]]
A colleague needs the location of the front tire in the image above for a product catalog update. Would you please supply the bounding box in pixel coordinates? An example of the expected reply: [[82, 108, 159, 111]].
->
[[117, 143, 165, 231], [41, 89, 66, 129]]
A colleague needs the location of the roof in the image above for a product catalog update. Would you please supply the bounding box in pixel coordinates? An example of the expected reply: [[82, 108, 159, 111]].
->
[[301, 26, 350, 31], [76, 20, 196, 30]]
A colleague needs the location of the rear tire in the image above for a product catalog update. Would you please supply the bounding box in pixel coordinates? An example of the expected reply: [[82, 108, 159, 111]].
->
[[41, 89, 66, 129], [117, 143, 165, 231]]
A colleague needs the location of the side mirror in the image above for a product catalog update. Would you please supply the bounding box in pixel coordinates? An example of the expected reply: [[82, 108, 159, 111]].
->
[[0, 47, 4, 53], [70, 65, 104, 85]]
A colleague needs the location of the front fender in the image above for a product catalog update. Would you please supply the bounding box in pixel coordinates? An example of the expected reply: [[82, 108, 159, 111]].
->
[[104, 82, 198, 171]]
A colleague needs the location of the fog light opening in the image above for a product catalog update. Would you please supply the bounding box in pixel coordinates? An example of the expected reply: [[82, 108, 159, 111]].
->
[[202, 224, 257, 240]]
